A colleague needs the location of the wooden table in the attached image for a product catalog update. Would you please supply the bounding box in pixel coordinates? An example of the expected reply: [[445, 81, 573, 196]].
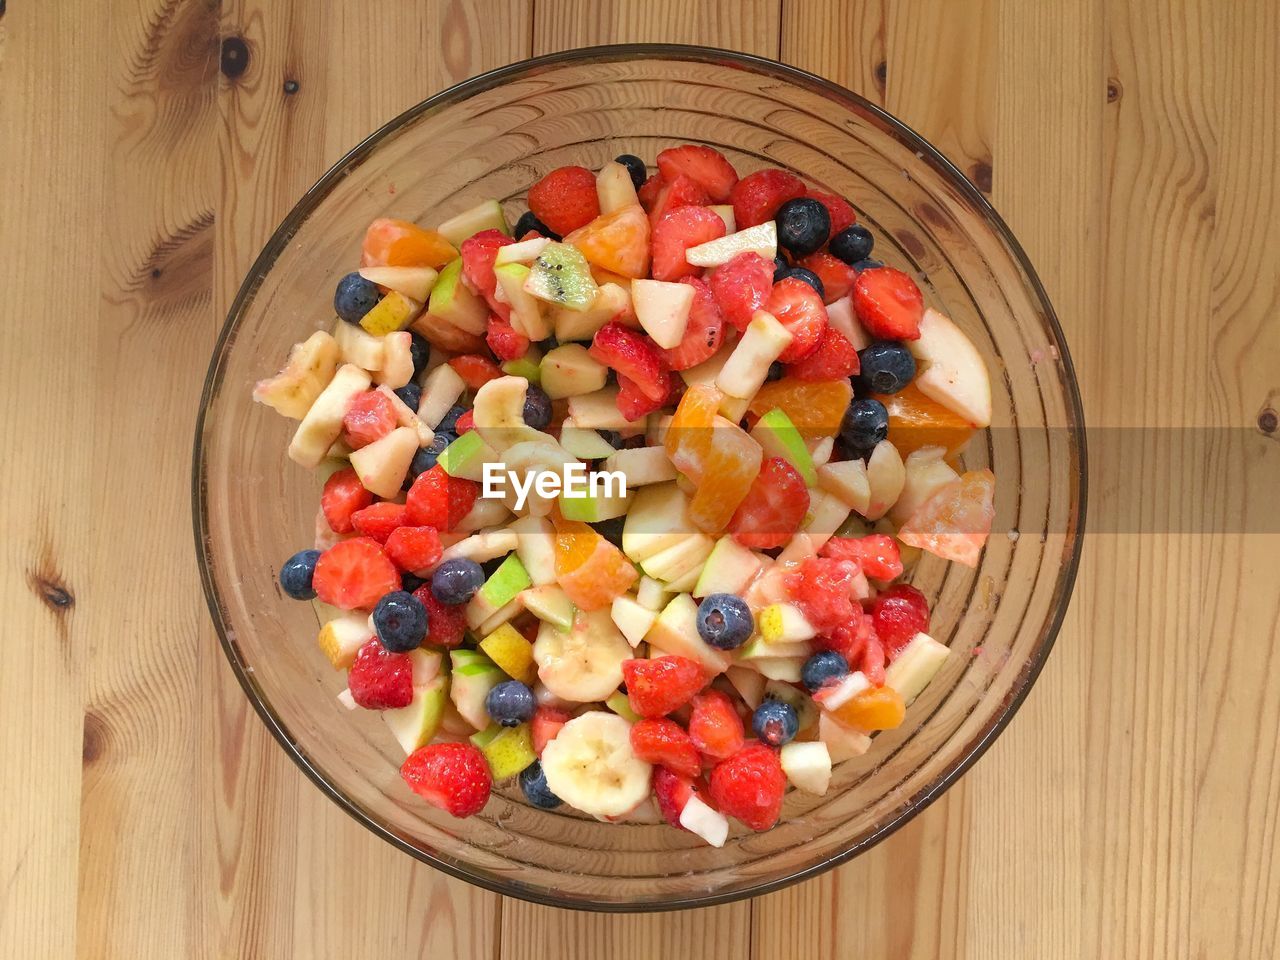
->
[[4, 1, 1278, 957]]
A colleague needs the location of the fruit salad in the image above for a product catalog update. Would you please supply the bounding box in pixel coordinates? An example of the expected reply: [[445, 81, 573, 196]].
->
[[254, 146, 996, 844]]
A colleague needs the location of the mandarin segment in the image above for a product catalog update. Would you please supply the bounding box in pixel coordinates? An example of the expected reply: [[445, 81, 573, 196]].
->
[[361, 218, 458, 269], [748, 377, 852, 439], [551, 512, 638, 610], [564, 204, 651, 278], [687, 419, 763, 533], [877, 382, 975, 457]]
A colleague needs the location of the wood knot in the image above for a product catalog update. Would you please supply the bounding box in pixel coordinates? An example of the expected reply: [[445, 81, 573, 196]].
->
[[1106, 78, 1123, 103], [1259, 407, 1278, 436], [220, 35, 250, 80], [970, 159, 993, 194], [82, 712, 107, 766], [873, 61, 888, 91], [284, 79, 300, 95], [28, 568, 74, 612]]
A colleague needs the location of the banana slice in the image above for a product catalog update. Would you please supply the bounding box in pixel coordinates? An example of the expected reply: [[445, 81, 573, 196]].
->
[[541, 712, 652, 819], [252, 330, 340, 419], [533, 609, 631, 702], [472, 375, 558, 451]]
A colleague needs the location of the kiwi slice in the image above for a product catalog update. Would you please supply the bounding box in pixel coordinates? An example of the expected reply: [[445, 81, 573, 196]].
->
[[525, 243, 598, 312]]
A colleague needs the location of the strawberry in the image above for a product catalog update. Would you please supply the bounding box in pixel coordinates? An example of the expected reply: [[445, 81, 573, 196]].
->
[[709, 251, 775, 331], [321, 467, 374, 534], [729, 457, 810, 549], [342, 390, 398, 449], [528, 165, 600, 236], [637, 173, 664, 212], [786, 556, 860, 634], [766, 277, 828, 362], [651, 205, 726, 281], [821, 534, 903, 581], [869, 583, 931, 657], [806, 190, 857, 235], [347, 638, 414, 710], [688, 689, 745, 761], [460, 229, 515, 316], [652, 766, 706, 829], [486, 315, 530, 361], [448, 354, 503, 389], [531, 706, 572, 756], [662, 277, 724, 370], [852, 267, 924, 340], [630, 718, 702, 778], [622, 656, 706, 718], [616, 370, 675, 421], [411, 583, 468, 648], [313, 537, 401, 610], [589, 322, 668, 401], [648, 173, 711, 227], [454, 409, 474, 434], [787, 326, 860, 381], [405, 465, 479, 531], [730, 168, 806, 228], [797, 250, 858, 304], [400, 742, 492, 817], [656, 145, 739, 203], [350, 501, 408, 543], [708, 743, 785, 831], [384, 525, 443, 573]]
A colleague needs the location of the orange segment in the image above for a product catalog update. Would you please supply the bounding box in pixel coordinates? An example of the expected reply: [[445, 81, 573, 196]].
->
[[550, 512, 638, 610], [563, 204, 651, 279], [876, 382, 975, 458], [665, 383, 720, 479], [898, 468, 995, 568], [361, 218, 458, 269], [688, 418, 763, 533], [831, 685, 905, 730], [747, 378, 853, 439]]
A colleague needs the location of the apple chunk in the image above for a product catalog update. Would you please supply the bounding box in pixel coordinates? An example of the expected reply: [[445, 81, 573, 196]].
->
[[909, 308, 992, 427], [631, 279, 694, 349]]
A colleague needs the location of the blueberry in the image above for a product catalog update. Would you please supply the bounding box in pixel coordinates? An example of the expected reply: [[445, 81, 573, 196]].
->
[[515, 210, 561, 242], [779, 266, 825, 299], [773, 255, 790, 282], [431, 557, 484, 605], [856, 341, 916, 396], [829, 224, 874, 265], [394, 382, 421, 412], [835, 438, 874, 463], [279, 549, 320, 600], [766, 360, 786, 382], [591, 515, 625, 548], [436, 404, 467, 434], [801, 651, 849, 693], [696, 594, 754, 650], [542, 335, 560, 351], [598, 429, 624, 448], [409, 332, 431, 379], [486, 680, 535, 727], [519, 760, 563, 809], [840, 397, 889, 451], [522, 384, 552, 430], [614, 153, 648, 191], [852, 258, 884, 273], [333, 272, 380, 324], [372, 591, 428, 652], [775, 197, 831, 257], [400, 572, 427, 593], [404, 431, 453, 489], [752, 699, 799, 746]]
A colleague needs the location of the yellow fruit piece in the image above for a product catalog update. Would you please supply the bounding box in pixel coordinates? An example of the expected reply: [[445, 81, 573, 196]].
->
[[479, 723, 537, 781], [758, 605, 785, 644], [359, 290, 422, 336], [832, 685, 905, 731], [479, 623, 537, 684], [317, 615, 372, 670]]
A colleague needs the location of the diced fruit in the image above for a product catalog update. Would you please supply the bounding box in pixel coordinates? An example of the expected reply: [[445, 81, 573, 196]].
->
[[562, 204, 651, 279], [417, 365, 466, 429], [289, 364, 373, 468], [630, 279, 695, 349], [358, 290, 422, 336], [317, 613, 374, 669], [883, 631, 949, 702], [362, 218, 458, 269], [460, 229, 515, 308], [758, 603, 818, 644], [313, 537, 400, 611], [596, 160, 641, 214], [660, 277, 724, 370], [639, 533, 716, 583], [786, 555, 861, 634], [486, 316, 531, 362], [541, 343, 608, 398], [349, 426, 419, 498], [540, 712, 652, 818], [824, 293, 872, 350], [347, 639, 415, 710], [789, 328, 860, 386], [475, 723, 537, 780], [686, 420, 763, 533], [342, 390, 398, 449], [646, 593, 733, 674], [730, 168, 806, 228], [794, 251, 856, 304], [656, 145, 739, 202], [852, 267, 924, 340], [406, 465, 479, 530], [437, 198, 509, 247], [651, 205, 726, 281], [818, 458, 872, 514], [819, 712, 872, 762], [525, 242, 599, 312], [780, 741, 832, 795], [252, 331, 340, 419], [550, 513, 638, 610], [610, 595, 658, 647], [806, 190, 857, 235], [589, 322, 669, 400], [716, 310, 793, 400], [709, 204, 736, 232], [528, 165, 600, 236], [372, 331, 414, 389], [750, 408, 818, 486], [617, 371, 675, 421], [907, 308, 993, 427], [479, 622, 537, 683], [531, 705, 571, 755], [552, 282, 632, 342], [358, 265, 439, 304], [685, 221, 777, 268], [521, 583, 576, 631], [427, 257, 489, 336], [710, 251, 775, 331], [897, 469, 995, 567], [879, 382, 975, 458], [647, 173, 711, 227], [822, 533, 903, 581], [566, 387, 636, 431], [493, 262, 553, 340], [747, 377, 853, 439], [331, 318, 385, 370], [652, 765, 700, 827], [350, 501, 407, 543], [729, 457, 810, 549], [833, 685, 905, 731], [478, 553, 532, 611], [383, 675, 449, 755], [766, 277, 828, 363], [689, 689, 745, 760], [400, 742, 492, 817], [708, 742, 785, 830], [630, 717, 701, 777], [496, 235, 551, 266], [692, 537, 763, 597], [449, 649, 505, 729], [321, 467, 374, 533], [603, 446, 678, 487]]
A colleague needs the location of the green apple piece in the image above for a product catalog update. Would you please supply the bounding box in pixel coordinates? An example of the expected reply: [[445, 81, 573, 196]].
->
[[428, 258, 489, 335], [358, 265, 439, 303], [566, 387, 639, 431], [758, 603, 818, 644], [437, 198, 509, 247], [909, 307, 992, 427], [755, 657, 804, 683], [469, 723, 501, 749], [449, 650, 504, 730], [552, 283, 631, 342], [494, 262, 553, 340], [477, 723, 536, 781], [436, 430, 500, 481], [888, 445, 957, 525], [725, 665, 766, 710], [479, 553, 532, 610], [684, 220, 777, 268], [348, 426, 418, 498], [442, 529, 520, 565], [288, 363, 372, 467], [610, 595, 658, 648], [475, 597, 524, 636], [645, 593, 731, 674], [540, 344, 608, 399], [605, 690, 642, 724], [383, 675, 449, 755], [359, 290, 423, 336], [780, 741, 832, 795], [716, 310, 793, 401], [884, 632, 950, 704], [510, 514, 556, 586], [825, 293, 871, 350], [751, 408, 818, 486], [679, 341, 736, 389], [635, 575, 668, 611], [631, 278, 694, 349], [709, 204, 736, 233], [440, 699, 476, 736], [524, 243, 598, 311], [559, 486, 632, 523], [818, 459, 871, 514], [559, 419, 618, 461], [331, 317, 385, 371], [763, 679, 818, 734], [801, 489, 852, 552], [621, 483, 691, 562], [640, 534, 715, 583], [521, 584, 576, 632], [693, 537, 763, 598], [253, 330, 342, 419], [740, 636, 811, 660], [501, 355, 541, 383], [495, 235, 551, 266], [417, 362, 466, 428], [603, 445, 677, 487], [819, 712, 873, 762], [597, 160, 640, 214]]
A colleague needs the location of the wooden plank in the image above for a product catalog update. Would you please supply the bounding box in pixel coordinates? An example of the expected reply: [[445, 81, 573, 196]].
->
[[533, 0, 782, 57]]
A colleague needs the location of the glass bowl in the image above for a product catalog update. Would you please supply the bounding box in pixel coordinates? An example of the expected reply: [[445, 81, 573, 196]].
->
[[193, 44, 1086, 911]]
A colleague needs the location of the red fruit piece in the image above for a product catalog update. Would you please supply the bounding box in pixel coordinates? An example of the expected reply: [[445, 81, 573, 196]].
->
[[616, 370, 675, 421], [821, 534, 904, 581], [648, 173, 712, 227], [622, 656, 706, 718], [815, 608, 878, 663], [710, 251, 775, 331], [797, 250, 859, 304], [528, 165, 600, 236], [786, 556, 860, 634], [454, 410, 474, 434], [531, 706, 572, 756], [342, 390, 398, 449], [347, 638, 415, 710], [766, 277, 828, 363], [708, 743, 786, 831], [448, 354, 504, 389], [405, 465, 479, 531], [870, 583, 931, 658], [385, 525, 443, 573], [656, 145, 739, 203], [787, 326, 861, 381], [411, 583, 468, 648], [313, 537, 401, 611], [730, 168, 806, 228], [589, 322, 668, 401], [688, 690, 745, 761], [630, 718, 703, 778], [852, 266, 924, 340], [652, 766, 704, 829], [486, 315, 530, 362], [662, 277, 725, 370], [728, 457, 810, 549], [400, 742, 492, 818], [350, 501, 408, 544], [651, 205, 726, 281], [321, 467, 374, 534], [806, 190, 857, 235], [460, 229, 515, 310], [637, 173, 664, 212]]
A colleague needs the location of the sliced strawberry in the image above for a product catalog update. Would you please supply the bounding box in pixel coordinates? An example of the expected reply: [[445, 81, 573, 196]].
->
[[730, 168, 806, 228], [347, 639, 415, 710], [630, 718, 702, 778], [448, 354, 503, 389], [787, 326, 861, 381], [400, 742, 492, 818], [797, 250, 859, 304], [688, 690, 745, 761], [653, 766, 702, 829], [460, 229, 515, 310], [786, 556, 860, 634], [869, 583, 931, 657], [385, 525, 443, 573], [766, 276, 828, 362], [350, 501, 408, 544], [637, 173, 664, 212], [622, 656, 706, 718], [710, 251, 775, 331], [528, 165, 600, 236], [656, 145, 739, 203], [651, 205, 726, 281], [321, 467, 375, 534], [589, 322, 668, 401], [821, 534, 903, 581], [405, 465, 479, 531], [806, 190, 857, 235], [342, 390, 398, 449], [662, 277, 724, 370], [454, 409, 474, 434], [852, 267, 924, 340], [728, 456, 810, 549], [531, 706, 572, 756], [616, 370, 675, 421], [410, 582, 468, 648], [814, 608, 878, 664], [313, 537, 401, 611], [486, 315, 530, 361], [708, 743, 785, 831], [648, 173, 711, 227]]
